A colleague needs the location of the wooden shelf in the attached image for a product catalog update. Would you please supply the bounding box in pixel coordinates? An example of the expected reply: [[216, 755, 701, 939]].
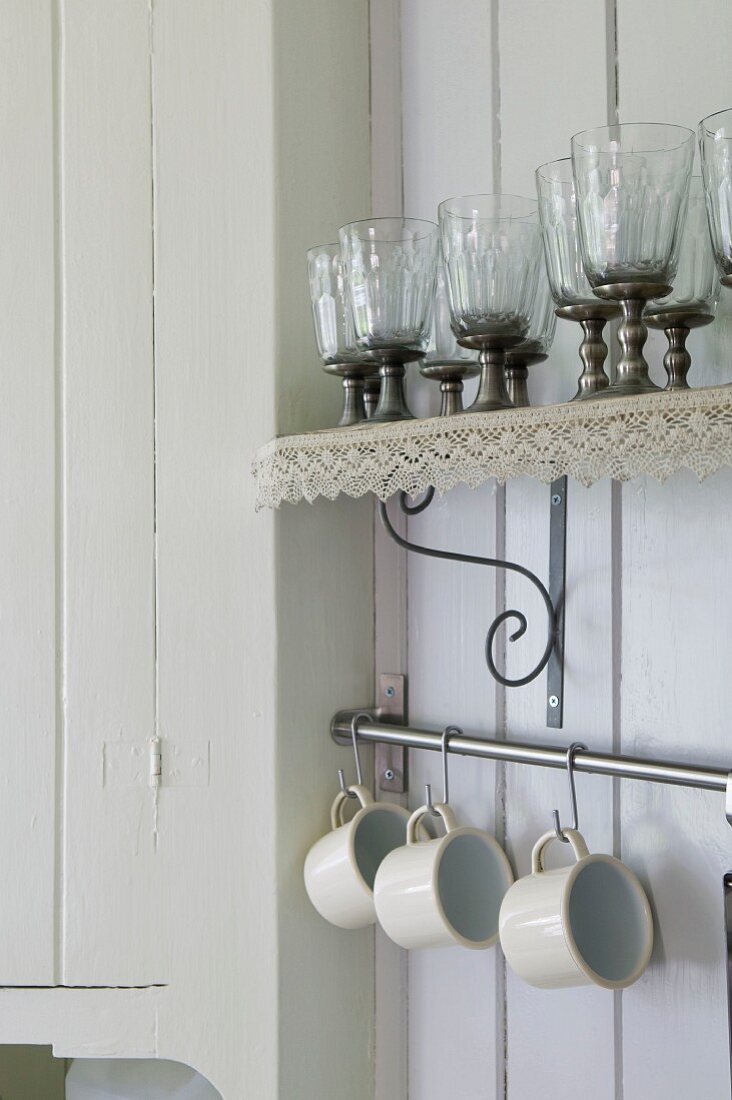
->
[[253, 385, 732, 509]]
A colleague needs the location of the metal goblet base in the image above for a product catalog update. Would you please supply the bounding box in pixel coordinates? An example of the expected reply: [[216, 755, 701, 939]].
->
[[591, 281, 671, 398], [555, 302, 621, 401], [355, 346, 426, 423], [420, 360, 481, 416], [645, 309, 715, 391], [503, 350, 549, 408], [456, 334, 523, 412], [322, 362, 380, 427]]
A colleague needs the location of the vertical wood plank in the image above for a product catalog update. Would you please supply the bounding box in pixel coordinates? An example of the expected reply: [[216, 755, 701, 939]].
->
[[500, 3, 617, 1097], [617, 5, 732, 1095], [372, 2, 409, 1092], [0, 0, 57, 984], [400, 3, 501, 1096], [153, 0, 373, 1095], [60, 0, 159, 983]]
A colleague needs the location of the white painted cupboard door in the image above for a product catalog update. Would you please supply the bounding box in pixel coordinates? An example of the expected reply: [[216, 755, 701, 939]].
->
[[0, 0, 59, 985]]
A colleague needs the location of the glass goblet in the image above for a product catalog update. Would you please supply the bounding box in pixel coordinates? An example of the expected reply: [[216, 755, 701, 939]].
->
[[503, 264, 557, 408], [572, 122, 695, 396], [339, 217, 440, 423], [439, 194, 543, 412], [699, 107, 732, 287], [646, 176, 720, 390], [536, 157, 620, 400], [307, 243, 378, 427], [419, 265, 480, 416]]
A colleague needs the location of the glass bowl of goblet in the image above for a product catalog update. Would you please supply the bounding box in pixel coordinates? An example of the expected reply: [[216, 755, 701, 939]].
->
[[419, 264, 480, 415], [307, 242, 379, 426], [438, 194, 543, 411], [536, 156, 621, 399], [571, 122, 694, 397], [503, 263, 557, 408], [645, 176, 720, 389], [338, 217, 439, 422]]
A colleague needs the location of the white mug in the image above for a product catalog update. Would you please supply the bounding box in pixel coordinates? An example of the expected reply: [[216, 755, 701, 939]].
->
[[304, 784, 411, 930], [374, 802, 514, 950], [499, 828, 654, 989]]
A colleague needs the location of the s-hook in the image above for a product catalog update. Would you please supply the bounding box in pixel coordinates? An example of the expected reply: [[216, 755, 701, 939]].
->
[[338, 711, 374, 798], [552, 741, 588, 842], [378, 490, 558, 690], [424, 725, 461, 816]]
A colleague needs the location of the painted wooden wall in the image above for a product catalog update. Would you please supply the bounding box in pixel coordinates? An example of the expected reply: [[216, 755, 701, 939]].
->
[[374, 1, 732, 1097], [0, 0, 372, 1097]]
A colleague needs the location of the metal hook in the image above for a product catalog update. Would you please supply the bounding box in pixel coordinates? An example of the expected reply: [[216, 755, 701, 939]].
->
[[338, 711, 374, 799], [424, 725, 461, 816], [552, 741, 588, 843]]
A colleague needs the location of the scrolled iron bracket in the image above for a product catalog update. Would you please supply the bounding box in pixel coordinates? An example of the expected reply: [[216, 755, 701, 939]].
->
[[378, 487, 559, 690]]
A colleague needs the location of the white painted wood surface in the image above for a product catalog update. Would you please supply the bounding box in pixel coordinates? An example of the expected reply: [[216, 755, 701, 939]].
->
[[0, 0, 373, 1095], [0, 0, 57, 984], [379, 1, 732, 1097], [60, 0, 159, 986]]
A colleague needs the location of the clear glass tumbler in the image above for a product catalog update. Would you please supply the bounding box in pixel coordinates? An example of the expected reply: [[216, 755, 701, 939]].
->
[[646, 176, 720, 389], [307, 242, 377, 426], [699, 107, 732, 286], [438, 194, 542, 411], [338, 217, 439, 421], [571, 122, 695, 396]]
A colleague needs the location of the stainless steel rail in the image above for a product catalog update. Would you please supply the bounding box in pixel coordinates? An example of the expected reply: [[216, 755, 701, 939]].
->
[[331, 710, 731, 794]]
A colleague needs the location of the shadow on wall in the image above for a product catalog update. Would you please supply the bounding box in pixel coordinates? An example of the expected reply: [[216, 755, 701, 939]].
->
[[65, 1059, 221, 1099]]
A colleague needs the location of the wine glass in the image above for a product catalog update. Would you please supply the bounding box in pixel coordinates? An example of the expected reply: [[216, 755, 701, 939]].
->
[[503, 263, 557, 408], [419, 265, 480, 415], [438, 194, 543, 411], [307, 243, 378, 426], [339, 217, 439, 422], [571, 122, 695, 396], [699, 107, 732, 287], [646, 177, 720, 389], [536, 157, 620, 399]]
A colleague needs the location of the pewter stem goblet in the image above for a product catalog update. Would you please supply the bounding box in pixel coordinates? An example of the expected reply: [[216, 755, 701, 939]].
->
[[439, 194, 543, 412], [419, 264, 480, 415], [307, 243, 378, 426], [503, 264, 557, 408], [645, 177, 720, 390], [572, 123, 695, 397], [339, 217, 439, 423], [699, 107, 732, 289], [536, 157, 620, 400]]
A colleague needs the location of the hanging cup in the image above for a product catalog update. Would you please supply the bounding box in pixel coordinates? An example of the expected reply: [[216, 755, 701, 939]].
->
[[374, 802, 514, 950], [304, 784, 411, 930], [499, 828, 654, 989]]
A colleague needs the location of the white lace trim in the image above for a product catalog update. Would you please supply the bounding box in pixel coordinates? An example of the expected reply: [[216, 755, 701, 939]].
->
[[252, 384, 732, 509]]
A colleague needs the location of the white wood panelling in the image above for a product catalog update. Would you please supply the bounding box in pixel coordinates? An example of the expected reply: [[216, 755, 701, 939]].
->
[[617, 5, 732, 1096], [0, 0, 57, 984], [400, 3, 501, 1095], [371, 1, 409, 1094], [59, 0, 159, 985], [500, 4, 617, 1096]]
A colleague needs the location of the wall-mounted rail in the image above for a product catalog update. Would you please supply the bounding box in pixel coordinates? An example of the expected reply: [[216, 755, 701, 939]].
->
[[331, 710, 732, 821]]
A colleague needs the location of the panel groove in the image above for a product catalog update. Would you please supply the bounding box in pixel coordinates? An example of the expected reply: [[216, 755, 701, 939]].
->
[[52, 0, 67, 987]]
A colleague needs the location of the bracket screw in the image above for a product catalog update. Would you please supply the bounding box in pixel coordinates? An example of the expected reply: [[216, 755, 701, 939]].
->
[[384, 769, 395, 781], [549, 694, 559, 708], [551, 494, 562, 506], [385, 685, 396, 698]]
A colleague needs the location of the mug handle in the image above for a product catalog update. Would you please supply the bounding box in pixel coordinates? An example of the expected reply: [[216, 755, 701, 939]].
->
[[531, 827, 590, 873], [407, 802, 459, 845], [330, 783, 375, 830]]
